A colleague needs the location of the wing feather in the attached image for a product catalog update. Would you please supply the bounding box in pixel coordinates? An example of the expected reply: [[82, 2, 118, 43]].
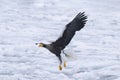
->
[[51, 12, 87, 50]]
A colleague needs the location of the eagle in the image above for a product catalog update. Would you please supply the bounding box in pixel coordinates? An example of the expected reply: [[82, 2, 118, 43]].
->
[[36, 12, 87, 70]]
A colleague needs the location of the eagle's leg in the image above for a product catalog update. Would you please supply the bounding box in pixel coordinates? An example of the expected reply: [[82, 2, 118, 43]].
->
[[56, 54, 62, 70]]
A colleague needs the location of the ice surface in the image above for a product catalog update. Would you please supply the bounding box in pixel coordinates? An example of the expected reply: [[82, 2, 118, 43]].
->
[[0, 0, 120, 80]]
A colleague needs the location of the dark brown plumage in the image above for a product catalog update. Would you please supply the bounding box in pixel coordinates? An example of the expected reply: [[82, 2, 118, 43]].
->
[[36, 12, 87, 70]]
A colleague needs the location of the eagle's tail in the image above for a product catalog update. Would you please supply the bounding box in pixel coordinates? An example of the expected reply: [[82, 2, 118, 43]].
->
[[63, 51, 77, 60]]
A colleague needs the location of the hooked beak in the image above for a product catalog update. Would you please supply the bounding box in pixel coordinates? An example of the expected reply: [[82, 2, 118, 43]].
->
[[35, 43, 43, 47]]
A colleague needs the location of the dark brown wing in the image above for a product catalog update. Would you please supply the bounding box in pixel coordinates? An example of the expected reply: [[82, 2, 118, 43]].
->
[[51, 12, 87, 50]]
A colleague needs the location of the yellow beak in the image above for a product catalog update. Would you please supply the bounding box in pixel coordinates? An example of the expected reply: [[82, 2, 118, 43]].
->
[[38, 43, 43, 47]]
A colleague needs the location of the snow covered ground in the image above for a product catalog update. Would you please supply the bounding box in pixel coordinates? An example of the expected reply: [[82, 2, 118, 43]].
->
[[0, 0, 120, 80]]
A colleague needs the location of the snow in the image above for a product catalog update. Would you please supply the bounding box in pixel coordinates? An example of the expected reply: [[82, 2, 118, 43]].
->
[[0, 0, 120, 80]]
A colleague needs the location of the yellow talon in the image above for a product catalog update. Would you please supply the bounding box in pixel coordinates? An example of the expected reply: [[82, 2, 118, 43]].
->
[[64, 61, 67, 67], [59, 65, 62, 70]]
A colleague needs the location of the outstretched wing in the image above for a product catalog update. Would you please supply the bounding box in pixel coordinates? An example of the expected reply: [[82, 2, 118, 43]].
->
[[51, 12, 87, 50]]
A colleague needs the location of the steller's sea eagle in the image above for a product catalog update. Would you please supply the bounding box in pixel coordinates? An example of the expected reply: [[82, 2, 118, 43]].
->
[[36, 12, 87, 70]]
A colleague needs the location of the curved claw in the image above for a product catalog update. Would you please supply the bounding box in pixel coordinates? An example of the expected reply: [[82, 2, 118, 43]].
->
[[64, 61, 67, 67], [59, 65, 62, 70]]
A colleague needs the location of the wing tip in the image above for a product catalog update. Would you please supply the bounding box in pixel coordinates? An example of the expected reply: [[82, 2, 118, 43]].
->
[[76, 12, 87, 25], [76, 12, 87, 20]]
